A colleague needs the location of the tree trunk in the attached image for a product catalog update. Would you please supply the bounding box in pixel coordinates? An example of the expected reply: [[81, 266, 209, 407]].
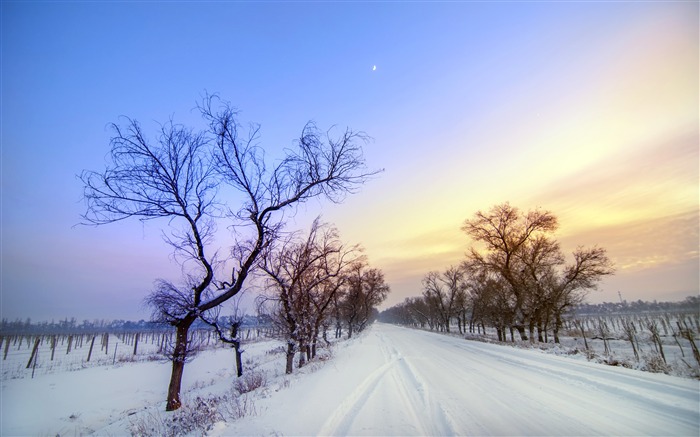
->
[[516, 325, 528, 341], [285, 341, 295, 374], [322, 323, 330, 347], [298, 342, 307, 368], [233, 340, 243, 378], [335, 321, 342, 339], [230, 322, 244, 377], [166, 318, 194, 411], [311, 322, 321, 359], [553, 314, 562, 344]]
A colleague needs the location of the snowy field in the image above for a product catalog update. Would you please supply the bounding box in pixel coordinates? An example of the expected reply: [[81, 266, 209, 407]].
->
[[2, 323, 699, 436]]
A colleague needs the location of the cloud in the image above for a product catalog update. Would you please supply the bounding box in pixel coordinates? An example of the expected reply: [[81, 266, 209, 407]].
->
[[524, 131, 699, 302], [560, 209, 699, 271], [527, 130, 698, 234], [594, 256, 699, 304]]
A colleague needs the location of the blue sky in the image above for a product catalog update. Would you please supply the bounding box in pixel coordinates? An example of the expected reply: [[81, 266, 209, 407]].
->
[[2, 1, 698, 322]]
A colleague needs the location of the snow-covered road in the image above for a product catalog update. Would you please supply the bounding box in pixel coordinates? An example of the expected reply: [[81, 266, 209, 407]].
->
[[222, 323, 699, 436]]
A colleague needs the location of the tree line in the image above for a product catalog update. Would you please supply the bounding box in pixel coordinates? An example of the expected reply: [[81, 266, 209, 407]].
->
[[79, 94, 382, 410], [257, 218, 389, 374], [380, 203, 615, 344]]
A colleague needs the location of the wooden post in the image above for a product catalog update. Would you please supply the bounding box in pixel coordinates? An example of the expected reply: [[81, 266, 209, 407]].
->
[[679, 320, 700, 366], [133, 333, 139, 355], [66, 335, 73, 354], [3, 337, 10, 360], [26, 337, 41, 369], [31, 349, 38, 379], [50, 336, 57, 361], [113, 343, 118, 365], [86, 335, 96, 362]]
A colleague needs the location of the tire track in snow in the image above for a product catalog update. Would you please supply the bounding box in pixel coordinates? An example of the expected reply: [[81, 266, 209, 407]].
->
[[380, 332, 458, 436], [318, 331, 457, 436], [395, 349, 459, 436], [317, 339, 400, 436]]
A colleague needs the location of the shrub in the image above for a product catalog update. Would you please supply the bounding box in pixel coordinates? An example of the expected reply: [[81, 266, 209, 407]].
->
[[128, 395, 224, 437], [222, 393, 258, 420], [266, 345, 285, 355], [234, 370, 266, 394], [643, 353, 671, 374]]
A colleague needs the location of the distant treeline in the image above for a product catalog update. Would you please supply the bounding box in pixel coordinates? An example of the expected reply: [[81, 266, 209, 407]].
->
[[573, 296, 699, 316], [0, 314, 273, 335]]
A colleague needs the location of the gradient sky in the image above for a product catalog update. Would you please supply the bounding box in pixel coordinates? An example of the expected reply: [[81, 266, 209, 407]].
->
[[2, 1, 698, 322]]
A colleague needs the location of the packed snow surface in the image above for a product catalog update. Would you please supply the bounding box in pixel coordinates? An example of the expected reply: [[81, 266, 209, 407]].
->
[[2, 323, 699, 435], [219, 323, 699, 436]]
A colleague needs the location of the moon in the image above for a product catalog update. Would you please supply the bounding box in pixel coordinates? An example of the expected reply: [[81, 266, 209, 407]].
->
[[372, 65, 377, 71]]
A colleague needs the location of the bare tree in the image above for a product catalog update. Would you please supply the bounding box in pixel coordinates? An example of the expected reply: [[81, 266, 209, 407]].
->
[[547, 246, 614, 343], [341, 261, 390, 338], [422, 266, 467, 333], [462, 203, 558, 340], [259, 220, 324, 373], [259, 218, 361, 373], [80, 95, 379, 410], [405, 297, 432, 329], [80, 118, 220, 410], [306, 225, 360, 358], [462, 266, 515, 340], [462, 203, 613, 343], [516, 235, 564, 342]]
